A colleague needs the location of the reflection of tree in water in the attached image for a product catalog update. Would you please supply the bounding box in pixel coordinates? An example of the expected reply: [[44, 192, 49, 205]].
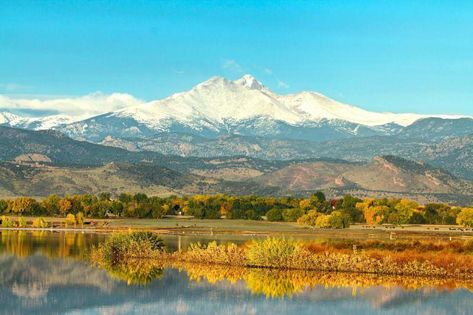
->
[[94, 258, 164, 285], [0, 231, 103, 259], [170, 263, 473, 299], [3, 231, 473, 303]]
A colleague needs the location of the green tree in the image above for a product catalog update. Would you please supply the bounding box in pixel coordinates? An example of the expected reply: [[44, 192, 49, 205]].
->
[[0, 200, 7, 214], [328, 211, 350, 228], [98, 192, 111, 201], [266, 208, 283, 221], [337, 195, 363, 222], [282, 208, 304, 222], [42, 195, 61, 215]]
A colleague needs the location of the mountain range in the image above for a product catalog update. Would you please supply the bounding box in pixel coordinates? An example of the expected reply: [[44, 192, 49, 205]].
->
[[1, 75, 473, 204], [0, 125, 472, 205], [1, 75, 469, 141]]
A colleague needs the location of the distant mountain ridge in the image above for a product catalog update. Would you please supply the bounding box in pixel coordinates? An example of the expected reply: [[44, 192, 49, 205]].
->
[[0, 125, 472, 205], [1, 75, 469, 144]]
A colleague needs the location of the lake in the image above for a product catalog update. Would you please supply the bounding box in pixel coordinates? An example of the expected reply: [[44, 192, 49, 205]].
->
[[0, 231, 471, 315]]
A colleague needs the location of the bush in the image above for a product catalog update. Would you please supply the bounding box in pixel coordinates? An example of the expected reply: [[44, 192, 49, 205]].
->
[[32, 217, 48, 228], [18, 217, 27, 228], [65, 213, 76, 226], [282, 208, 304, 222], [180, 241, 246, 266], [95, 232, 165, 263], [1, 216, 15, 228], [266, 208, 283, 221], [76, 212, 85, 226], [246, 238, 296, 268]]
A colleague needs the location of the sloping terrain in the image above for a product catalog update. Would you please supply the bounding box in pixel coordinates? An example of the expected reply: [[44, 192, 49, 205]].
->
[[254, 156, 473, 200], [1, 126, 472, 204], [0, 162, 194, 197]]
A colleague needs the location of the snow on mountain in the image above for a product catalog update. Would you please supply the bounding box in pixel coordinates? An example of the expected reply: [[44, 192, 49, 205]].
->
[[114, 75, 302, 130], [1, 74, 468, 135], [0, 111, 75, 130], [0, 111, 28, 125], [107, 74, 465, 130], [0, 92, 143, 130], [24, 115, 76, 130]]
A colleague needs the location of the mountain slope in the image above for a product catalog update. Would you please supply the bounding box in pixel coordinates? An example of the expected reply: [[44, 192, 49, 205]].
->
[[49, 75, 466, 142], [1, 127, 472, 204], [256, 156, 473, 196], [0, 162, 194, 197]]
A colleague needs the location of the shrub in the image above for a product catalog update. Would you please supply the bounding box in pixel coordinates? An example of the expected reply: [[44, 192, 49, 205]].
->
[[246, 238, 297, 268], [76, 212, 85, 227], [1, 216, 15, 228], [65, 213, 76, 226], [94, 232, 165, 263], [32, 217, 48, 228], [266, 208, 283, 221], [17, 217, 27, 228], [180, 241, 246, 266]]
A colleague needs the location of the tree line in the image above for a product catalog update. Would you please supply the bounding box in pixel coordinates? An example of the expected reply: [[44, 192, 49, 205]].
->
[[0, 192, 472, 227]]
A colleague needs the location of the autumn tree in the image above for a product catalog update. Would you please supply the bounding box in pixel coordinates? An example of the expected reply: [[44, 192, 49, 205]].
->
[[297, 210, 320, 227], [59, 198, 72, 216], [42, 195, 61, 215], [7, 197, 41, 215], [457, 208, 473, 227]]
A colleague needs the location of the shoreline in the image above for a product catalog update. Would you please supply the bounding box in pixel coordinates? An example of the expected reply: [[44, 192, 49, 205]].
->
[[1, 221, 473, 241]]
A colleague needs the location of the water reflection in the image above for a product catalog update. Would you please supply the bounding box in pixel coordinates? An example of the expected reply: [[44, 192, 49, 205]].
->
[[0, 231, 472, 315]]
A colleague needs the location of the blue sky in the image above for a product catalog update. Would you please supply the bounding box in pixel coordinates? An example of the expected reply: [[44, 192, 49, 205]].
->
[[1, 0, 473, 115]]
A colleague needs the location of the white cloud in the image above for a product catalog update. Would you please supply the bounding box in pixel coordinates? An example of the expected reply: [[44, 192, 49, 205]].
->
[[0, 83, 30, 91], [277, 80, 289, 89], [0, 92, 144, 120], [263, 68, 273, 75], [221, 59, 244, 74]]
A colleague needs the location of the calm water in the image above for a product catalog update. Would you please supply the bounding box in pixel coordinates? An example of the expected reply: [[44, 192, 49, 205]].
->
[[0, 231, 471, 315]]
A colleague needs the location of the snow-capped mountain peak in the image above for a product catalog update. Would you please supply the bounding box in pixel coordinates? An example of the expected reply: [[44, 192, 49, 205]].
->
[[2, 74, 469, 137], [0, 110, 75, 130], [0, 111, 23, 124], [234, 74, 265, 90]]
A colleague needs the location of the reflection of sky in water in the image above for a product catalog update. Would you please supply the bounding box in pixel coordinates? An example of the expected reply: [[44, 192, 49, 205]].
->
[[0, 258, 471, 315], [0, 232, 472, 315]]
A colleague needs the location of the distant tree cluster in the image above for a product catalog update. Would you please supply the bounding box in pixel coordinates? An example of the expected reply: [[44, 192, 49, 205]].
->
[[0, 192, 471, 228]]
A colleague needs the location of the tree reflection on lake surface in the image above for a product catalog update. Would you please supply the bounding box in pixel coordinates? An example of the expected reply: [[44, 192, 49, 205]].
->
[[0, 231, 472, 315]]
